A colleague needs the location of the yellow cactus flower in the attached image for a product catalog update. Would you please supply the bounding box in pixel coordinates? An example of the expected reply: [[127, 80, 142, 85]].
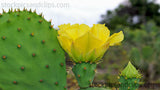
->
[[57, 23, 124, 63]]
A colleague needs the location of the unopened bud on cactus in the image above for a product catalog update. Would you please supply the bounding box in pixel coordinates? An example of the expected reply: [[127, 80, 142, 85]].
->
[[119, 61, 142, 90]]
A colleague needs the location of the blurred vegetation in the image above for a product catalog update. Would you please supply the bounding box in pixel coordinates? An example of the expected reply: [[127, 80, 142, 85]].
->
[[96, 21, 160, 84], [99, 0, 160, 30], [96, 0, 160, 84], [96, 0, 160, 89]]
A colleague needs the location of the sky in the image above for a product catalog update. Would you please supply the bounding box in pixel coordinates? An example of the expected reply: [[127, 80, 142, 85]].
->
[[0, 0, 160, 28]]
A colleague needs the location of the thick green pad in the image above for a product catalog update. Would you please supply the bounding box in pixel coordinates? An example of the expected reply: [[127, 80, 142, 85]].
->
[[80, 87, 111, 90], [119, 76, 140, 90], [0, 10, 66, 90], [72, 63, 97, 88]]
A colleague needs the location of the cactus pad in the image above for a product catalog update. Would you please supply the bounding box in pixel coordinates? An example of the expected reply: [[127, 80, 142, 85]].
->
[[72, 63, 97, 88], [0, 9, 66, 90]]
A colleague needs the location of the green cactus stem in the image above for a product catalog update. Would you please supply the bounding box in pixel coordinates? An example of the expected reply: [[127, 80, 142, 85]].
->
[[72, 62, 97, 89]]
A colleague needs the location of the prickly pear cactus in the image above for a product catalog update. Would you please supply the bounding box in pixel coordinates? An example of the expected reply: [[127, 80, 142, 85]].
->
[[72, 63, 97, 88], [118, 61, 142, 90], [0, 9, 66, 90], [72, 63, 111, 90]]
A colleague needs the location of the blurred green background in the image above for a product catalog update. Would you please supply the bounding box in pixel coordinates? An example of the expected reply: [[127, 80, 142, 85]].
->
[[67, 0, 160, 90]]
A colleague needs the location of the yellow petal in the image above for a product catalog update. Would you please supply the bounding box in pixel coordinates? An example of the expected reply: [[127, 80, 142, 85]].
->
[[58, 23, 71, 30], [57, 23, 124, 63], [85, 49, 96, 62], [64, 24, 79, 40], [73, 32, 103, 57], [90, 24, 110, 42], [78, 24, 90, 37], [57, 35, 72, 53], [58, 24, 78, 40], [93, 42, 110, 62], [58, 23, 71, 36], [107, 31, 124, 46], [70, 43, 83, 62], [71, 43, 97, 62], [58, 24, 90, 41]]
